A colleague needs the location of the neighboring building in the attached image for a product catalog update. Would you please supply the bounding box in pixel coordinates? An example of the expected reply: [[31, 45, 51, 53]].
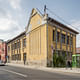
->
[[0, 39, 7, 62], [76, 47, 80, 54], [7, 8, 78, 66], [7, 31, 26, 63]]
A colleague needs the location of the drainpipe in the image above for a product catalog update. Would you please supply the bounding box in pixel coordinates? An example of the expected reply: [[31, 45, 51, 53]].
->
[[46, 16, 48, 67], [44, 5, 49, 66]]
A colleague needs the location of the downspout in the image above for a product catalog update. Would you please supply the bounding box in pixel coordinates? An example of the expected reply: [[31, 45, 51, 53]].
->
[[44, 5, 48, 66], [44, 12, 48, 67], [46, 16, 48, 67]]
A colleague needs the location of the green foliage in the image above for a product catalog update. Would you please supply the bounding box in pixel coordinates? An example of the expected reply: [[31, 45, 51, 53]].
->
[[53, 52, 66, 67], [53, 53, 58, 67]]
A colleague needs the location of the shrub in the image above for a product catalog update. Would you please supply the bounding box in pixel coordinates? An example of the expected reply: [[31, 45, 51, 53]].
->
[[53, 53, 66, 67]]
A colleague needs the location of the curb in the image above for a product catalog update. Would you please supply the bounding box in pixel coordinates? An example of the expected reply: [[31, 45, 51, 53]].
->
[[6, 63, 80, 74]]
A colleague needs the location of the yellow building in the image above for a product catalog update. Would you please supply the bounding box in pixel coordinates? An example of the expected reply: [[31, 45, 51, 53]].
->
[[7, 31, 26, 64], [7, 8, 78, 66]]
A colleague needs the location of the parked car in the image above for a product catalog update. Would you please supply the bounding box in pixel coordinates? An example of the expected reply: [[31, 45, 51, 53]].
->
[[0, 60, 5, 66]]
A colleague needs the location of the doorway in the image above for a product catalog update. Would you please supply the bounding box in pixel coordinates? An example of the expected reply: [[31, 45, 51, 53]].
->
[[23, 53, 26, 65]]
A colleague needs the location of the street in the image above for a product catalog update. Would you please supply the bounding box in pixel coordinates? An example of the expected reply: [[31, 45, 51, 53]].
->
[[0, 65, 80, 80]]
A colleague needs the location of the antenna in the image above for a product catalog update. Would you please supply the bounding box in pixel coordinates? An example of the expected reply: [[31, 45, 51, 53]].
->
[[44, 5, 47, 14]]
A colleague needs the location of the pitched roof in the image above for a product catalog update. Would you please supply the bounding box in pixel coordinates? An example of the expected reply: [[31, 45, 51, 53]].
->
[[26, 8, 79, 34], [47, 17, 79, 34], [7, 31, 26, 44]]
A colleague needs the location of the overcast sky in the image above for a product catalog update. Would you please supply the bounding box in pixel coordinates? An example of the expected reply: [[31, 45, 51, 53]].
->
[[0, 0, 80, 47]]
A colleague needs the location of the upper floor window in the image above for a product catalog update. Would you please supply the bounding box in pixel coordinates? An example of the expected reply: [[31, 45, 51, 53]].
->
[[57, 32, 60, 42], [67, 36, 69, 44], [17, 41, 20, 48], [71, 37, 73, 45], [61, 34, 65, 43], [15, 43, 17, 49], [23, 39, 26, 47], [53, 30, 55, 41], [11, 44, 14, 50]]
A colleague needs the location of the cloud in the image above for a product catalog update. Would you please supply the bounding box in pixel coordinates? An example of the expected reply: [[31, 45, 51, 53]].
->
[[0, 0, 25, 41], [71, 20, 80, 29], [70, 20, 80, 47], [76, 35, 80, 47], [0, 12, 23, 40], [8, 0, 21, 10]]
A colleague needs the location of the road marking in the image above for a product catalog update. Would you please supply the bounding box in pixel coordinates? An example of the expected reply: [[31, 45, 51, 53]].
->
[[0, 69, 28, 78]]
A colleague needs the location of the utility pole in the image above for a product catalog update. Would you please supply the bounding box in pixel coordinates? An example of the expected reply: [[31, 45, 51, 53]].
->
[[44, 5, 47, 15]]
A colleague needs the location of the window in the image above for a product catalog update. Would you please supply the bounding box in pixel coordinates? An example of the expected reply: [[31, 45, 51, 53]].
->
[[17, 54, 21, 60], [62, 51, 66, 57], [19, 41, 21, 48], [12, 44, 14, 50], [12, 54, 21, 60], [53, 30, 55, 41], [8, 46, 10, 52], [61, 34, 65, 43], [57, 32, 60, 42], [11, 44, 14, 50], [71, 37, 73, 45], [67, 36, 69, 44], [17, 42, 20, 48], [17, 42, 19, 48], [12, 55, 15, 60], [23, 39, 26, 47], [15, 43, 17, 49]]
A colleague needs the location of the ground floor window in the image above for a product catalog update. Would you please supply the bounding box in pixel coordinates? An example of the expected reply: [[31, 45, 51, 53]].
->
[[12, 54, 21, 60], [62, 51, 66, 57]]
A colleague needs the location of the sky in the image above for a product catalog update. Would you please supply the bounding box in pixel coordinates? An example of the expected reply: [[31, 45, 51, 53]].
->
[[0, 0, 80, 47]]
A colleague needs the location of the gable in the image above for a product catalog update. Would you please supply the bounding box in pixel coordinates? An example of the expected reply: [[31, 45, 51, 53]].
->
[[26, 8, 43, 33]]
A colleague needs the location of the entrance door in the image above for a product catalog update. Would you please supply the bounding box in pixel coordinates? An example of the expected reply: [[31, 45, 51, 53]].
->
[[23, 53, 26, 65]]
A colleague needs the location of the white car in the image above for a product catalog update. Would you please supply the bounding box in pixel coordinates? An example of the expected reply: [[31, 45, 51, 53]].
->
[[0, 60, 5, 66]]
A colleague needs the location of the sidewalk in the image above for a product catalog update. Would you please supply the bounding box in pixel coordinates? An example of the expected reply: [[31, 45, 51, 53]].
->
[[6, 63, 80, 74]]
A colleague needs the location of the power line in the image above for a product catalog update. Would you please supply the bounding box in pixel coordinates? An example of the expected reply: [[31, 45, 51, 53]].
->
[[46, 7, 80, 33]]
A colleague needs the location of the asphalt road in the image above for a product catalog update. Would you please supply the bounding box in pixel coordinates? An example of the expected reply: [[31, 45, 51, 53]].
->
[[0, 65, 80, 80]]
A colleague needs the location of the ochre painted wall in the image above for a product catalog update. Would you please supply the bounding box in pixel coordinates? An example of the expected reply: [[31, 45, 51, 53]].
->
[[73, 35, 76, 54], [26, 24, 47, 66], [47, 24, 76, 61], [7, 8, 77, 66]]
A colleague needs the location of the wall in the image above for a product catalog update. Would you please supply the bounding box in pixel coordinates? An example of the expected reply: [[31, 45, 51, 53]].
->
[[48, 24, 76, 64]]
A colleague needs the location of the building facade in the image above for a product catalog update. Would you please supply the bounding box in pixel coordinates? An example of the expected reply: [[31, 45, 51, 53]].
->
[[7, 31, 26, 63], [76, 47, 80, 54], [7, 8, 78, 66], [0, 39, 7, 62]]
